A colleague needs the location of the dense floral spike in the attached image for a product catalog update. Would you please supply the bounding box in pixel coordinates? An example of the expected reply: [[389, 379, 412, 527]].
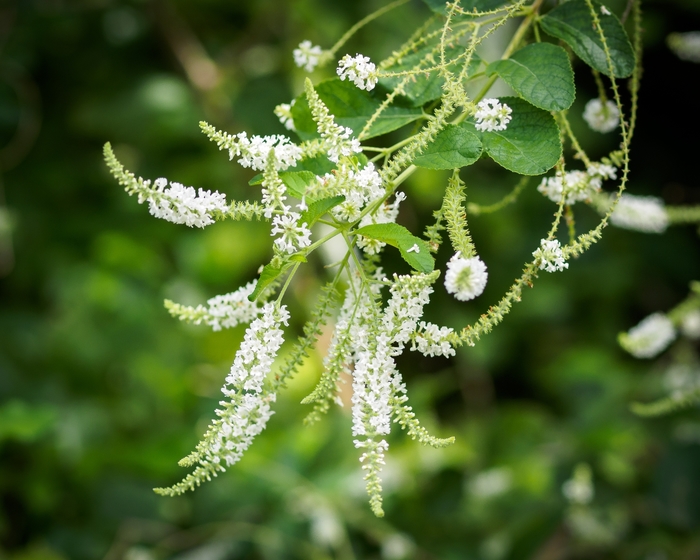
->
[[155, 304, 289, 496], [619, 312, 676, 358], [533, 239, 568, 273], [103, 143, 228, 228], [337, 54, 378, 91], [412, 321, 456, 358], [147, 178, 228, 228], [165, 281, 261, 331], [444, 252, 488, 301], [200, 122, 302, 171], [610, 194, 668, 233], [304, 78, 362, 163], [474, 98, 512, 132], [583, 98, 620, 133]]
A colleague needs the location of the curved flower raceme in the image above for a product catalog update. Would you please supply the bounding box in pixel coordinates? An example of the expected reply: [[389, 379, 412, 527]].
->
[[155, 304, 289, 496], [147, 178, 228, 228]]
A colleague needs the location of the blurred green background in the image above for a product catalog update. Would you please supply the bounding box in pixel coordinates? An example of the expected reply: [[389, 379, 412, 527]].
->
[[1, 0, 700, 558]]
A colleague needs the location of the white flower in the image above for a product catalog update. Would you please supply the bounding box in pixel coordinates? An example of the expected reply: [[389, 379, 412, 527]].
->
[[668, 32, 700, 63], [147, 178, 227, 228], [474, 98, 512, 132], [562, 464, 594, 505], [444, 253, 488, 301], [274, 101, 295, 131], [587, 162, 617, 181], [619, 312, 676, 359], [293, 40, 323, 72], [271, 212, 312, 254], [538, 164, 616, 205], [583, 98, 619, 133], [600, 5, 611, 15], [681, 309, 700, 339], [469, 468, 512, 499], [412, 321, 455, 358], [235, 133, 302, 171], [337, 54, 378, 91], [533, 239, 568, 273], [610, 193, 668, 233], [204, 281, 261, 331], [538, 170, 594, 205]]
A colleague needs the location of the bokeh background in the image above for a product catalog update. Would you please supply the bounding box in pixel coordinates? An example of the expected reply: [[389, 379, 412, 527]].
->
[[1, 0, 700, 558]]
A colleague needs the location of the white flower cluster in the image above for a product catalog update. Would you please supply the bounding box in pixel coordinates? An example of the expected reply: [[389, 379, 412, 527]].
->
[[533, 238, 568, 273], [293, 40, 324, 72], [583, 98, 619, 133], [337, 54, 378, 91], [232, 132, 302, 171], [147, 178, 228, 228], [271, 211, 312, 254], [320, 162, 384, 222], [619, 312, 676, 359], [412, 321, 456, 358], [664, 364, 700, 400], [474, 98, 512, 132], [444, 252, 488, 301], [538, 164, 617, 205], [174, 281, 261, 331], [305, 80, 363, 164], [274, 101, 296, 131], [681, 309, 700, 339], [562, 464, 594, 505], [204, 304, 289, 468], [667, 31, 700, 63], [610, 193, 668, 233]]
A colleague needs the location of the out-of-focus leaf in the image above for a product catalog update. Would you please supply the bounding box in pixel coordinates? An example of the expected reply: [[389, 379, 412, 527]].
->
[[540, 0, 636, 78]]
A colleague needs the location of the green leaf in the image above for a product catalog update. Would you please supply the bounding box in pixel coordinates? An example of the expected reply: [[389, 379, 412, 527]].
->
[[291, 79, 423, 141], [300, 195, 345, 226], [249, 170, 316, 199], [414, 124, 482, 170], [249, 263, 290, 301], [473, 97, 561, 176], [540, 0, 635, 78], [422, 0, 507, 15], [355, 223, 434, 273], [486, 43, 575, 111], [379, 44, 481, 107], [292, 154, 337, 177], [278, 171, 316, 199]]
